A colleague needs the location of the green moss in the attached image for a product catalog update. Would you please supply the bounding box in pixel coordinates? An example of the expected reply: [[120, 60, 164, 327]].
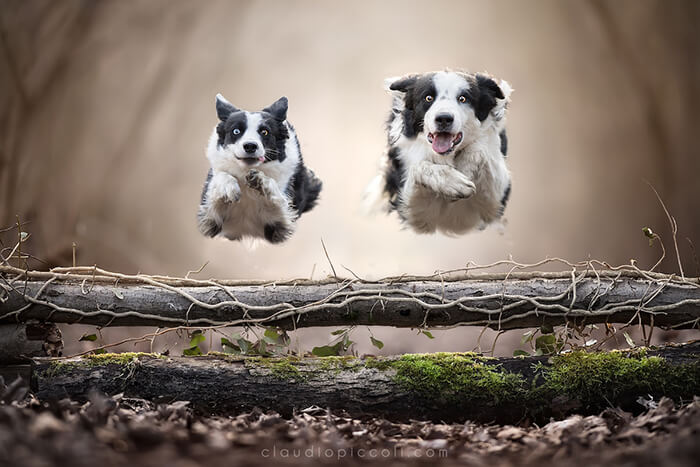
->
[[375, 352, 524, 405], [364, 350, 698, 413], [536, 349, 700, 409], [45, 352, 164, 377], [317, 356, 362, 374], [83, 352, 163, 366], [244, 356, 305, 381]]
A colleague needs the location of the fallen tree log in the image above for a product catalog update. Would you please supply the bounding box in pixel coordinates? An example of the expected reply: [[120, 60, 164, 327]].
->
[[30, 342, 700, 423], [0, 323, 63, 362], [1, 272, 700, 329]]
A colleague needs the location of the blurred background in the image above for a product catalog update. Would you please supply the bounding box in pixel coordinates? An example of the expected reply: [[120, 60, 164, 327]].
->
[[1, 0, 699, 356]]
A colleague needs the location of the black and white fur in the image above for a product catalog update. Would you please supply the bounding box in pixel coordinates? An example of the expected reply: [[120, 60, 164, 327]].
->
[[197, 94, 322, 243], [365, 70, 512, 235]]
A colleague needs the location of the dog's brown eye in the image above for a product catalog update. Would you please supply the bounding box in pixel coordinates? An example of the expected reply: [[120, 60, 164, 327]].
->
[[459, 96, 467, 103], [261, 129, 269, 136], [425, 95, 434, 102]]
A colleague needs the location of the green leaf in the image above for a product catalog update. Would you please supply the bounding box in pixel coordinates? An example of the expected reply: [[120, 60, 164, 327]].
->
[[311, 343, 342, 357], [183, 345, 202, 356], [370, 336, 384, 350], [535, 334, 557, 354], [330, 329, 347, 336], [254, 340, 271, 356], [236, 338, 252, 354], [520, 330, 535, 345], [19, 231, 29, 241], [341, 333, 354, 350], [221, 337, 241, 354], [534, 348, 544, 356], [189, 332, 205, 347], [513, 350, 529, 357], [540, 323, 554, 334], [623, 332, 636, 348], [79, 333, 97, 342], [264, 328, 281, 343], [92, 348, 107, 354], [421, 330, 435, 339], [221, 337, 234, 347]]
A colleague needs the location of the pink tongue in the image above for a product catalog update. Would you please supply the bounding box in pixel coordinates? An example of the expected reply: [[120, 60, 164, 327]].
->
[[432, 133, 452, 154]]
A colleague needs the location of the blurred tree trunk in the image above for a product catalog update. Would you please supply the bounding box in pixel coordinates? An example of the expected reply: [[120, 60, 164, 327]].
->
[[585, 0, 700, 275], [0, 0, 96, 265]]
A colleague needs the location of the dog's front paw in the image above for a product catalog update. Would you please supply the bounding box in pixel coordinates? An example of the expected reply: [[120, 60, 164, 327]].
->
[[210, 173, 241, 204], [439, 174, 476, 200], [245, 169, 267, 196], [222, 182, 241, 204], [219, 177, 241, 204]]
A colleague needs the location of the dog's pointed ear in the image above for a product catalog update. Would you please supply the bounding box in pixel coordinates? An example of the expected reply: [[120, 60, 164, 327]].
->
[[474, 74, 505, 121], [385, 75, 418, 93], [216, 93, 238, 121], [263, 96, 288, 121]]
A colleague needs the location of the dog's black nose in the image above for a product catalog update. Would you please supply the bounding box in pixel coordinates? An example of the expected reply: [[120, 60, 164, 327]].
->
[[435, 113, 454, 126], [243, 142, 258, 154]]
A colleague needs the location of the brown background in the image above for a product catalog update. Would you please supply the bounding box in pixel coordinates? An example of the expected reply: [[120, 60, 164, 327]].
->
[[1, 0, 698, 355]]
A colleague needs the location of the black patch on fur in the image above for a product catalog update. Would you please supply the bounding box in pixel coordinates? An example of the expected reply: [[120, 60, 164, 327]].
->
[[499, 129, 508, 157], [197, 206, 222, 237], [287, 161, 322, 217], [217, 111, 247, 147], [471, 75, 504, 122], [258, 113, 289, 163], [499, 182, 511, 217], [389, 75, 418, 92], [393, 74, 437, 138], [216, 96, 238, 121], [262, 97, 288, 121], [264, 222, 292, 244], [200, 169, 213, 205], [384, 146, 404, 210]]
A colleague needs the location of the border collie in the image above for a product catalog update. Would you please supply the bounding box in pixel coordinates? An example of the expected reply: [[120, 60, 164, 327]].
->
[[365, 70, 513, 235], [197, 94, 322, 243]]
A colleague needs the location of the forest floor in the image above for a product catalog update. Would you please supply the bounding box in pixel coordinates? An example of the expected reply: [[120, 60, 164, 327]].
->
[[0, 379, 697, 467]]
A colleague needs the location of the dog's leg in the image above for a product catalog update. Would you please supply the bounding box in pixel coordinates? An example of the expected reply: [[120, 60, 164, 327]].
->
[[245, 169, 295, 242], [197, 171, 241, 237], [411, 161, 476, 199]]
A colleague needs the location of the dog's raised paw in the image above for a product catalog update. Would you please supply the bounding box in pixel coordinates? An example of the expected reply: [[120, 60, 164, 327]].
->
[[210, 173, 241, 204], [245, 169, 265, 194], [443, 176, 476, 200], [223, 182, 241, 204]]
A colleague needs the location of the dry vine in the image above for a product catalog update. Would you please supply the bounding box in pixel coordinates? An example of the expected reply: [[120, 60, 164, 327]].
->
[[1, 206, 699, 358]]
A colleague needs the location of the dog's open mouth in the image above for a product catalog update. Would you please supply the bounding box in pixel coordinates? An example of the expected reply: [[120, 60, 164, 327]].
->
[[427, 132, 463, 155], [236, 155, 265, 165]]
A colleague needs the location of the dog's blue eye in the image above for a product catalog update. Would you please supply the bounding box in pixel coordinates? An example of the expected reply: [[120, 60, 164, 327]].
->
[[459, 96, 467, 103], [232, 129, 241, 135]]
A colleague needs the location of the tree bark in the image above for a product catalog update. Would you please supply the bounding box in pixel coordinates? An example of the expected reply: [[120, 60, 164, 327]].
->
[[30, 342, 699, 424], [1, 274, 699, 330], [0, 323, 63, 362]]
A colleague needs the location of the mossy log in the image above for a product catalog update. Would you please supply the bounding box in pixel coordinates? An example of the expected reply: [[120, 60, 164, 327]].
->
[[2, 275, 700, 329], [31, 342, 700, 424]]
